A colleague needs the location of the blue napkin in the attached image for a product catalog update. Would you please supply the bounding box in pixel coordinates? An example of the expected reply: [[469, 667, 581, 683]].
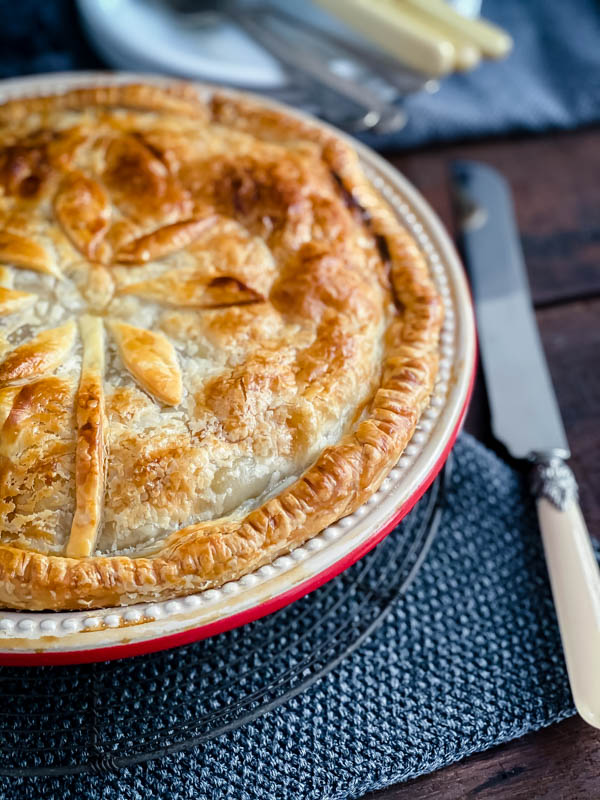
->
[[4, 435, 575, 799]]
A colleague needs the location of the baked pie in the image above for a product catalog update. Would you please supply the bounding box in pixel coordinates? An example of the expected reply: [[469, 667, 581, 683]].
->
[[0, 83, 442, 610]]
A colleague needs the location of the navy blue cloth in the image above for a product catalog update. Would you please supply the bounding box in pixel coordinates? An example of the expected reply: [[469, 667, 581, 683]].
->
[[0, 0, 101, 78], [4, 435, 576, 799], [0, 1, 598, 148]]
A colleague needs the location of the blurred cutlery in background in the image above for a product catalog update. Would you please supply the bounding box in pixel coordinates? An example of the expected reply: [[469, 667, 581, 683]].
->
[[314, 0, 512, 73], [167, 0, 409, 132], [403, 0, 512, 59]]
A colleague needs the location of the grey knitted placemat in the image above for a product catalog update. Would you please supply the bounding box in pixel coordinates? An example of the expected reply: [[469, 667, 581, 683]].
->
[[2, 433, 576, 799]]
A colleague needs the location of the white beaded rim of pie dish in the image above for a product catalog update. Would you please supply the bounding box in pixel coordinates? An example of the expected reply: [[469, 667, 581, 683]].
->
[[0, 75, 458, 638]]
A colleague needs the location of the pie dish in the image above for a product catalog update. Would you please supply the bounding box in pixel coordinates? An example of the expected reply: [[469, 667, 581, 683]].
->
[[0, 81, 442, 611]]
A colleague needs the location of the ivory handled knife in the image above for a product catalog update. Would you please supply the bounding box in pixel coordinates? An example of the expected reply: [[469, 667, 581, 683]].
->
[[452, 160, 600, 729]]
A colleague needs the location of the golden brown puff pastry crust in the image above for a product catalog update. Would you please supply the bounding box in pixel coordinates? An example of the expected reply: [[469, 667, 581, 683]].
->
[[0, 83, 442, 610]]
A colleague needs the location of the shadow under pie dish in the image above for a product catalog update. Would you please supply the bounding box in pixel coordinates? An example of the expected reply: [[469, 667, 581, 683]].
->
[[0, 82, 442, 611]]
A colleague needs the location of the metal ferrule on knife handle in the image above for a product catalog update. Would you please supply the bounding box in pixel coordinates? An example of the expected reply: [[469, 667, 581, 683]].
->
[[530, 452, 578, 512]]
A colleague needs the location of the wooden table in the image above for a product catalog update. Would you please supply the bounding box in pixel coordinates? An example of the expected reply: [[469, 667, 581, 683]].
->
[[363, 128, 600, 800]]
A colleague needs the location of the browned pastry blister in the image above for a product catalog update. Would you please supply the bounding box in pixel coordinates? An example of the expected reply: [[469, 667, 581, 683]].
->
[[0, 83, 442, 609]]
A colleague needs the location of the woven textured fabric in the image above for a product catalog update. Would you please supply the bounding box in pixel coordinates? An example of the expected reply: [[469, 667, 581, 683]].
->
[[3, 434, 575, 799]]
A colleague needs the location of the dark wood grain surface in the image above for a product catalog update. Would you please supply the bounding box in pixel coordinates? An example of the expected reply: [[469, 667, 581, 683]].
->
[[361, 127, 600, 800]]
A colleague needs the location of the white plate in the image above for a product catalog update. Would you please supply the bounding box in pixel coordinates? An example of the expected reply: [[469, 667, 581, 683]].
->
[[0, 72, 476, 664], [78, 0, 285, 88]]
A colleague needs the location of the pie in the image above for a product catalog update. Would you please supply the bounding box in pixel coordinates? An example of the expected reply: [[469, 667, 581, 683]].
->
[[0, 83, 442, 610]]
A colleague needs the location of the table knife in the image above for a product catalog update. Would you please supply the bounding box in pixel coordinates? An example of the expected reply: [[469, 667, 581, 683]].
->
[[452, 160, 600, 729]]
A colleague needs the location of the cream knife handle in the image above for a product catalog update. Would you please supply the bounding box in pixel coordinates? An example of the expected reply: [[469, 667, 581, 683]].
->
[[532, 457, 600, 728]]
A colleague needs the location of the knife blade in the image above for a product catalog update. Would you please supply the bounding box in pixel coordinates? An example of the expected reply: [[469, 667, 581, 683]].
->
[[451, 159, 568, 461], [451, 159, 600, 730]]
